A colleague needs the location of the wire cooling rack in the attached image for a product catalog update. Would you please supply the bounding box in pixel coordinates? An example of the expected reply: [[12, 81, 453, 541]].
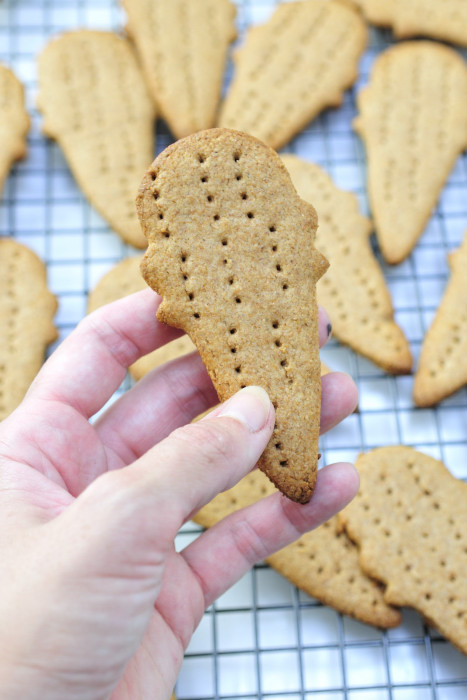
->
[[1, 0, 467, 697]]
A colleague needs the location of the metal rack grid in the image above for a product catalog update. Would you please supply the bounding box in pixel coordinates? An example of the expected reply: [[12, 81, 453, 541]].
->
[[1, 0, 467, 697]]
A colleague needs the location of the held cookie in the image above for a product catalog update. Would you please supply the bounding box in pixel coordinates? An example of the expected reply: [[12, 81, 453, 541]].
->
[[88, 256, 196, 381], [137, 128, 329, 503], [282, 155, 412, 374], [123, 0, 236, 139], [194, 470, 401, 628], [0, 64, 30, 196], [355, 41, 467, 265], [413, 231, 467, 406], [37, 30, 156, 248], [352, 0, 467, 48], [218, 0, 367, 151], [339, 446, 467, 655], [0, 239, 57, 421]]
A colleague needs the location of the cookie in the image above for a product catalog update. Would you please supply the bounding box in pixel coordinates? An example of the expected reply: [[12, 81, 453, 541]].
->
[[87, 256, 196, 381], [352, 0, 467, 47], [137, 128, 329, 503], [123, 0, 237, 139], [0, 239, 57, 421], [354, 41, 467, 265], [339, 446, 467, 655], [194, 469, 401, 628], [0, 64, 30, 196], [218, 0, 367, 151], [413, 231, 467, 406], [37, 30, 156, 249], [282, 155, 412, 374]]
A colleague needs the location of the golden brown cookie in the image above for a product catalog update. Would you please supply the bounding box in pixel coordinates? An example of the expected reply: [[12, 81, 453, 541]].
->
[[0, 64, 30, 195], [354, 41, 467, 264], [123, 0, 236, 139], [219, 0, 367, 151], [282, 155, 412, 374], [413, 231, 467, 406], [137, 128, 328, 503], [0, 239, 57, 421], [37, 30, 156, 248], [195, 469, 401, 628], [352, 0, 467, 47], [340, 446, 467, 655], [87, 256, 196, 381]]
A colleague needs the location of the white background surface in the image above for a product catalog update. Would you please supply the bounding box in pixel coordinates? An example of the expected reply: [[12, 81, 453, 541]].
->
[[1, 0, 467, 697]]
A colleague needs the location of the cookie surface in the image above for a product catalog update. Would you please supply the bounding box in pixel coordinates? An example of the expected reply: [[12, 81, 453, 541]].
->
[[352, 0, 467, 47], [0, 63, 30, 196], [123, 0, 236, 139], [37, 30, 156, 248], [0, 239, 57, 420], [355, 41, 467, 264], [137, 128, 328, 503], [413, 231, 467, 406], [195, 469, 401, 628], [87, 256, 196, 381], [282, 154, 412, 374], [340, 446, 467, 655], [219, 0, 367, 151]]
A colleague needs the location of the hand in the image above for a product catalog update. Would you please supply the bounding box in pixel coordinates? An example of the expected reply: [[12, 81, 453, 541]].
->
[[0, 288, 358, 700]]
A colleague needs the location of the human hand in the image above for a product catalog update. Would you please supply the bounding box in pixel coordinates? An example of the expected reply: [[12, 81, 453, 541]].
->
[[0, 288, 358, 700]]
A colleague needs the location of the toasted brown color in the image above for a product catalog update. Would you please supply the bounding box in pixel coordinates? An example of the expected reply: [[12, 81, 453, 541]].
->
[[0, 239, 57, 421], [123, 0, 236, 139], [413, 231, 467, 406], [355, 41, 467, 264], [37, 30, 156, 248], [137, 128, 328, 503], [352, 0, 467, 47], [194, 469, 401, 628], [282, 155, 412, 374], [0, 64, 29, 195], [88, 256, 196, 380], [340, 446, 467, 655], [219, 0, 367, 151]]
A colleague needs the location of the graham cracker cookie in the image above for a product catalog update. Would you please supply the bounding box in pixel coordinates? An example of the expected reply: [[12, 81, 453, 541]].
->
[[352, 0, 467, 48], [413, 231, 467, 406], [0, 64, 30, 196], [137, 128, 329, 503], [0, 239, 57, 421], [123, 0, 237, 139], [37, 30, 156, 248], [218, 0, 367, 151], [281, 154, 412, 374], [194, 469, 401, 628], [339, 446, 467, 655], [88, 256, 196, 381], [354, 41, 467, 265]]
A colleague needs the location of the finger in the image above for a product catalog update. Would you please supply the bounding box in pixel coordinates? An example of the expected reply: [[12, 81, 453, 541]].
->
[[320, 371, 358, 435], [181, 461, 359, 607], [27, 289, 183, 418]]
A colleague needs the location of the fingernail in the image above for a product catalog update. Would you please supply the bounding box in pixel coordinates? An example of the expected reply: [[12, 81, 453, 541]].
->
[[327, 322, 332, 337], [219, 386, 272, 433]]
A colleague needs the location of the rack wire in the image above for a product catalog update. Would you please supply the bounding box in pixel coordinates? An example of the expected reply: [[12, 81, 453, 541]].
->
[[1, 0, 467, 697]]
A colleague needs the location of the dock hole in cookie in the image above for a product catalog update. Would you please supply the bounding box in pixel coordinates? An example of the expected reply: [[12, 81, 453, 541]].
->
[[241, 192, 248, 200], [272, 245, 278, 252], [276, 264, 282, 272], [233, 151, 241, 163], [222, 238, 228, 246], [279, 460, 288, 468], [247, 212, 254, 219], [214, 214, 220, 221], [188, 293, 194, 301], [207, 195, 213, 203], [201, 176, 208, 183], [153, 190, 159, 200], [235, 365, 241, 374], [235, 297, 242, 304], [229, 327, 237, 335], [193, 312, 200, 319], [198, 154, 205, 164], [150, 171, 157, 181], [269, 225, 276, 233], [282, 283, 289, 290], [236, 173, 243, 181]]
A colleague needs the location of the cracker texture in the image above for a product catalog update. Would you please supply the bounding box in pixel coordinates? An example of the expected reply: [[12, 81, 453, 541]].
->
[[219, 0, 366, 151], [137, 128, 328, 504], [195, 469, 401, 628], [123, 0, 236, 139], [355, 41, 467, 264], [88, 256, 196, 381], [37, 30, 156, 248], [282, 154, 411, 374], [340, 446, 467, 655], [413, 231, 467, 406], [0, 239, 57, 421], [0, 64, 29, 195]]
